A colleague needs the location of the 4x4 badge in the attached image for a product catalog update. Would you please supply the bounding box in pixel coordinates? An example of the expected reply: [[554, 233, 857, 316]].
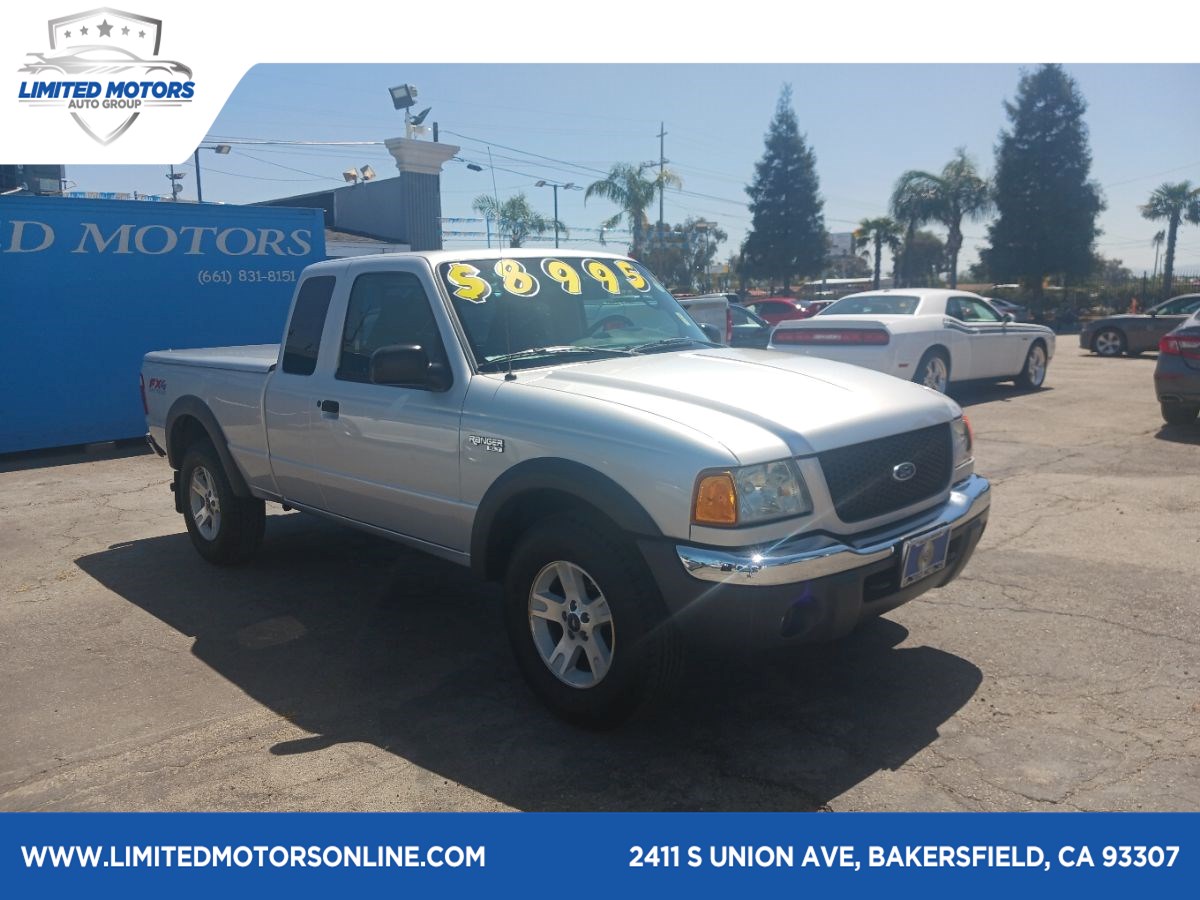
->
[[468, 435, 504, 453]]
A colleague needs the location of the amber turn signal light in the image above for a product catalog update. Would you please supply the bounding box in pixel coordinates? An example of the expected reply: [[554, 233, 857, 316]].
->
[[693, 472, 737, 526]]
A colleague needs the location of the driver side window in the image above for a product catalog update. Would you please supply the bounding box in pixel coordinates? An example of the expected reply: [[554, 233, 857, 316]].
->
[[337, 271, 447, 383]]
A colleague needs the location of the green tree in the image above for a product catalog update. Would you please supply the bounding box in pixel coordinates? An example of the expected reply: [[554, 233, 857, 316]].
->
[[890, 149, 990, 289], [471, 192, 565, 248], [981, 64, 1105, 307], [852, 216, 902, 290], [743, 85, 826, 291], [1140, 181, 1200, 299], [639, 218, 728, 290], [584, 163, 681, 258], [904, 230, 947, 287], [890, 177, 940, 287]]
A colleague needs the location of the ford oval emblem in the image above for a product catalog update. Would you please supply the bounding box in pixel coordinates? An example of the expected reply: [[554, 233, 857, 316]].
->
[[892, 461, 917, 482]]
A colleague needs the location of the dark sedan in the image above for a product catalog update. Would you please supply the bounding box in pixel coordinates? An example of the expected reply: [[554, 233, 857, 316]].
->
[[1155, 309, 1200, 425], [1080, 293, 1200, 357]]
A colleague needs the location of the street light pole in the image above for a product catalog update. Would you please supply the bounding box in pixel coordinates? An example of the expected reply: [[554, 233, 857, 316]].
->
[[192, 144, 232, 203], [551, 183, 559, 249], [193, 148, 203, 204], [534, 179, 581, 249]]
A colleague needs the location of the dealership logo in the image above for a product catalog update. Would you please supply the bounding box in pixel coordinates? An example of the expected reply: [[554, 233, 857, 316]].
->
[[16, 7, 194, 145]]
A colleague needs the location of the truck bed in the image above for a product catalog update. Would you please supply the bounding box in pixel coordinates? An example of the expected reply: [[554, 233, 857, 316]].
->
[[144, 344, 280, 373], [143, 344, 279, 497]]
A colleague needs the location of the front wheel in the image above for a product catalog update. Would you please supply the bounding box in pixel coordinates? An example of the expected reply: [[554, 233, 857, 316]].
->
[[1014, 342, 1048, 389], [180, 442, 265, 565], [503, 515, 681, 727], [1093, 328, 1125, 357], [1161, 402, 1199, 426], [913, 350, 950, 393]]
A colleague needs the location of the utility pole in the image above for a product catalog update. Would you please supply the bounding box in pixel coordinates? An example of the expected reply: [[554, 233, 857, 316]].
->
[[657, 121, 667, 228]]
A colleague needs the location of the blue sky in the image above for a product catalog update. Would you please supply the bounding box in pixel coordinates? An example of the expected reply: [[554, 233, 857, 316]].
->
[[68, 64, 1200, 273]]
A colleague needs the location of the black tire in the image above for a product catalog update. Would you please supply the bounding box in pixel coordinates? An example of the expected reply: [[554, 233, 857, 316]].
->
[[503, 514, 682, 727], [1014, 341, 1048, 390], [1161, 402, 1199, 426], [1092, 327, 1125, 357], [179, 441, 265, 565], [913, 349, 951, 393]]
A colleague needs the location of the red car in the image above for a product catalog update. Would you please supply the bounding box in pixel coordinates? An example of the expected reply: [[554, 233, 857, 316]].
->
[[741, 296, 821, 326]]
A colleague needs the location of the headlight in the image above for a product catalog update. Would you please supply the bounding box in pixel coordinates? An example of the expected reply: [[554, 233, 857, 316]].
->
[[951, 416, 973, 468], [692, 459, 813, 527]]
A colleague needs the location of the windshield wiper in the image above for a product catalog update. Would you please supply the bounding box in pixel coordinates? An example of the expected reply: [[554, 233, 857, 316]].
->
[[629, 337, 718, 354], [478, 345, 635, 372]]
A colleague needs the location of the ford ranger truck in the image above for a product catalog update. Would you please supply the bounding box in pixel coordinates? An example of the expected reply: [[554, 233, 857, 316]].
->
[[142, 249, 990, 725]]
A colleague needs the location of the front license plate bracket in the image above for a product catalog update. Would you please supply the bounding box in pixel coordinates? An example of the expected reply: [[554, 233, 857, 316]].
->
[[900, 525, 951, 587]]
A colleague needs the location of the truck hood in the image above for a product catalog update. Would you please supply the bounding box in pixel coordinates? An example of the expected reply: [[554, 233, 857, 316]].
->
[[512, 347, 961, 459]]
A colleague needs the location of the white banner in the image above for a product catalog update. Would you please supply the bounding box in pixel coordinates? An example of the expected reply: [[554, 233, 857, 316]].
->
[[1, 1, 1195, 164]]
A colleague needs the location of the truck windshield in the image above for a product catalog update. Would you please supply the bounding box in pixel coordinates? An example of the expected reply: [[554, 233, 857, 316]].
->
[[437, 256, 708, 370]]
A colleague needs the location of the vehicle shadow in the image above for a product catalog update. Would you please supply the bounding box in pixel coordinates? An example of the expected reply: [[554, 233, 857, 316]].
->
[[950, 382, 1054, 408], [0, 438, 150, 474], [75, 514, 982, 811], [1155, 423, 1200, 445]]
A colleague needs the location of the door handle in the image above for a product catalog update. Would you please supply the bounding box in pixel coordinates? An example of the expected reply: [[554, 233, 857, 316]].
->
[[319, 399, 340, 416]]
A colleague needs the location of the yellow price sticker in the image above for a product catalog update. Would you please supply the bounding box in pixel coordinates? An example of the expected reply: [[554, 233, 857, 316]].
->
[[614, 259, 650, 291], [583, 259, 620, 294], [443, 263, 492, 303], [494, 258, 540, 296], [540, 258, 583, 295]]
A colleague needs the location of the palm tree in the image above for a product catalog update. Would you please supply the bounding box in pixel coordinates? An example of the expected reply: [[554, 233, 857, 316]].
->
[[472, 192, 565, 248], [1151, 229, 1165, 282], [852, 217, 902, 290], [1141, 182, 1200, 299], [890, 178, 940, 288], [891, 149, 991, 289], [584, 163, 681, 258]]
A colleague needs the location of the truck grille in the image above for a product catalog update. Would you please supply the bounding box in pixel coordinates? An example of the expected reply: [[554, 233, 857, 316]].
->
[[817, 423, 952, 523]]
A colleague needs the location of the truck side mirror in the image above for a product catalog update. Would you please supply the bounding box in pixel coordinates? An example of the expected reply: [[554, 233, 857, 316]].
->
[[699, 323, 723, 344], [370, 344, 451, 390], [1002, 312, 1015, 323]]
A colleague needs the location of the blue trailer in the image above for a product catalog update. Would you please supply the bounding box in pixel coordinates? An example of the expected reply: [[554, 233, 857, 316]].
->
[[0, 197, 325, 453]]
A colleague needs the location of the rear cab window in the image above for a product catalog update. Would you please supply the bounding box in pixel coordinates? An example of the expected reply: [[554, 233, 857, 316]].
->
[[281, 276, 336, 375]]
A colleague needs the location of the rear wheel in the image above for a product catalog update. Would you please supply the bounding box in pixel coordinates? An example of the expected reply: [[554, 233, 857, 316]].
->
[[180, 442, 265, 565], [1014, 342, 1048, 389], [1161, 402, 1199, 426], [913, 350, 950, 393], [503, 515, 681, 727], [1093, 328, 1125, 357]]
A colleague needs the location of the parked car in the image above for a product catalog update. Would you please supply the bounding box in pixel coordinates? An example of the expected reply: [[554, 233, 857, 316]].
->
[[1154, 308, 1200, 425], [142, 250, 989, 725], [729, 303, 773, 348], [1080, 293, 1200, 357], [770, 288, 1056, 393], [984, 297, 1031, 322], [742, 296, 817, 326], [676, 293, 732, 344]]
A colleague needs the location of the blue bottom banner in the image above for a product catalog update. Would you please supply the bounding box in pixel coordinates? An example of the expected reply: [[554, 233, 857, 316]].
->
[[2, 812, 1195, 897]]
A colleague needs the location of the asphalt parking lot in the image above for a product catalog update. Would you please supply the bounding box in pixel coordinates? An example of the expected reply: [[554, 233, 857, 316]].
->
[[2, 349, 1197, 812]]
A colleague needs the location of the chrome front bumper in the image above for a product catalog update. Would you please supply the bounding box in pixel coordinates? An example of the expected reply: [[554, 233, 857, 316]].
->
[[676, 474, 991, 586]]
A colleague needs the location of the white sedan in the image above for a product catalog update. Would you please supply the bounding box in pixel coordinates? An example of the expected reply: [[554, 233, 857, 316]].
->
[[768, 288, 1055, 392]]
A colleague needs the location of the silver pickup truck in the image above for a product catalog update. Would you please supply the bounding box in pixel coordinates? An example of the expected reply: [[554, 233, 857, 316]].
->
[[142, 249, 990, 725]]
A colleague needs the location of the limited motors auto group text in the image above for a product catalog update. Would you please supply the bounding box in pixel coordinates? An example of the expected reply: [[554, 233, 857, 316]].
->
[[628, 844, 1180, 869]]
